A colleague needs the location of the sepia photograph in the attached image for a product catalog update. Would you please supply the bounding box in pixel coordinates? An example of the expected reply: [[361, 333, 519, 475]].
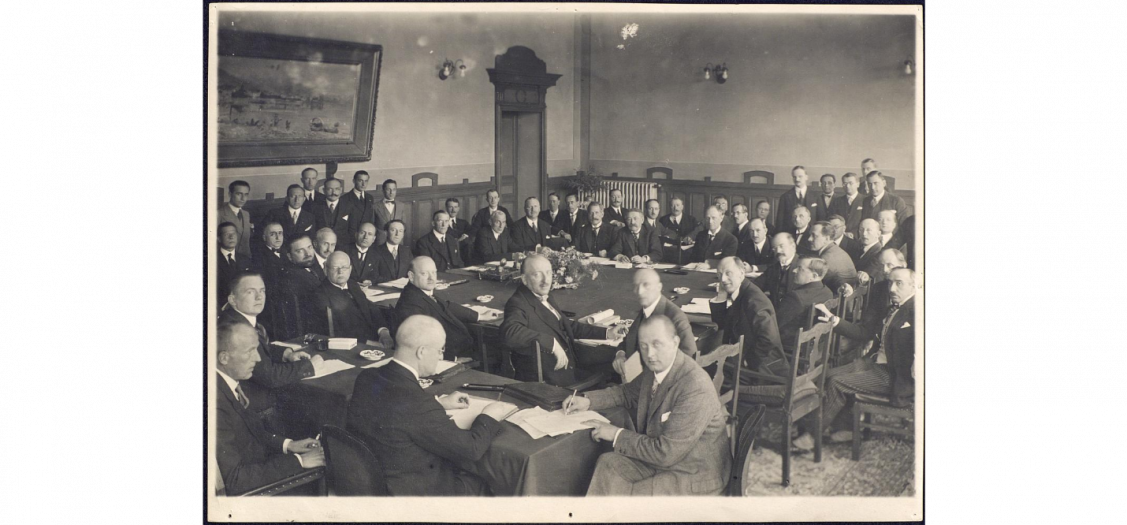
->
[[206, 2, 923, 521]]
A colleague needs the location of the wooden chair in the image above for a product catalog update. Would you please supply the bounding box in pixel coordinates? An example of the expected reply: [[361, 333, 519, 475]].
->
[[851, 394, 915, 461], [533, 341, 608, 392], [272, 292, 305, 341], [729, 403, 767, 496], [321, 424, 390, 496], [830, 286, 868, 367], [695, 335, 744, 458], [739, 322, 835, 487], [235, 468, 326, 497]]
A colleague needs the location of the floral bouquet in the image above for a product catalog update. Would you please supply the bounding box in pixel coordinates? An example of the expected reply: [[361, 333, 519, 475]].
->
[[518, 246, 600, 290]]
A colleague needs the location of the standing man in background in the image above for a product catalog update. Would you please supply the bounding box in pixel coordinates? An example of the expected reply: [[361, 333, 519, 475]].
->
[[777, 166, 820, 233], [219, 180, 253, 259], [338, 171, 376, 246], [372, 178, 403, 245], [831, 172, 865, 237]]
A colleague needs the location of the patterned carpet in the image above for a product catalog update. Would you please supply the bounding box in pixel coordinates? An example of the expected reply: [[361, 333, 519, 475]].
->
[[742, 420, 916, 496]]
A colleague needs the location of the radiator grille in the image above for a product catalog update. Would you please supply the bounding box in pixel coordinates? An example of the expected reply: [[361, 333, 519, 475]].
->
[[579, 180, 658, 213]]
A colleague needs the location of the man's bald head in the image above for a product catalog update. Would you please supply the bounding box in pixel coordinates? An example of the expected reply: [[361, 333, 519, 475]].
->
[[637, 315, 680, 374], [394, 315, 447, 375], [408, 255, 438, 291], [521, 254, 553, 296], [632, 268, 663, 306], [326, 251, 352, 285], [314, 227, 337, 258]]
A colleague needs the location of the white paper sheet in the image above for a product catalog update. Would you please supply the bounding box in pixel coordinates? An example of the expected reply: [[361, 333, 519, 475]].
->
[[585, 256, 610, 264], [623, 352, 643, 382], [434, 360, 458, 374], [522, 409, 611, 437], [584, 309, 615, 324], [382, 277, 409, 289], [271, 341, 304, 350], [651, 263, 677, 270], [575, 338, 620, 347], [444, 396, 518, 430], [507, 407, 551, 439], [302, 359, 355, 379], [681, 297, 714, 315], [365, 292, 401, 303], [361, 358, 392, 369], [462, 304, 504, 318]]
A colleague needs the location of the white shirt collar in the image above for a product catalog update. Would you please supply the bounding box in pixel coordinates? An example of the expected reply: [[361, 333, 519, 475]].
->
[[754, 239, 766, 251], [653, 362, 673, 386], [642, 296, 662, 318], [591, 221, 602, 230], [833, 236, 843, 246], [354, 189, 365, 199], [228, 203, 243, 216], [781, 255, 795, 268], [863, 240, 880, 252], [729, 285, 741, 302], [386, 242, 399, 253], [217, 369, 240, 395], [880, 232, 893, 244], [433, 230, 446, 242], [872, 192, 885, 202], [736, 220, 748, 231], [796, 226, 807, 234], [526, 216, 538, 228], [493, 229, 503, 240], [326, 198, 338, 208], [233, 308, 257, 327], [220, 247, 236, 259], [357, 245, 369, 254], [647, 218, 656, 227], [391, 358, 421, 382], [314, 252, 327, 268], [332, 281, 348, 291]]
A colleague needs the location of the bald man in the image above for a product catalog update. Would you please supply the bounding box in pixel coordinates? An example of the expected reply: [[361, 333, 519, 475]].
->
[[473, 210, 516, 264], [394, 256, 500, 360], [215, 323, 324, 495], [611, 269, 698, 380], [501, 255, 620, 386], [565, 315, 731, 495], [711, 257, 785, 375], [853, 218, 884, 276], [311, 227, 337, 275], [308, 252, 394, 345], [346, 315, 515, 495]]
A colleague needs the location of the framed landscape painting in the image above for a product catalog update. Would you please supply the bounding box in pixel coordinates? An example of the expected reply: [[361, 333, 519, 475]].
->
[[215, 30, 382, 167]]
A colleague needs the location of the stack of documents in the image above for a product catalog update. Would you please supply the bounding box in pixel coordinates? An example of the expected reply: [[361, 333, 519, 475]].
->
[[444, 396, 518, 430], [622, 352, 643, 382], [512, 408, 611, 438], [381, 277, 409, 289], [651, 263, 677, 270], [463, 304, 503, 318], [327, 338, 358, 350], [681, 298, 714, 315], [302, 359, 355, 379], [363, 288, 400, 303]]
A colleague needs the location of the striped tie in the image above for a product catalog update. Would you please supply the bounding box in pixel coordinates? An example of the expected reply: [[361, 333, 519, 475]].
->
[[235, 383, 249, 409]]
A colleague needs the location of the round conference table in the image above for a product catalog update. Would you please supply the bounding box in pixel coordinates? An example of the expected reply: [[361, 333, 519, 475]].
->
[[276, 264, 732, 495]]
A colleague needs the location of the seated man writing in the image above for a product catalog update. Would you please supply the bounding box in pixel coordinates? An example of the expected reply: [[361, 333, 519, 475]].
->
[[564, 315, 731, 495], [346, 315, 515, 495], [215, 323, 324, 495]]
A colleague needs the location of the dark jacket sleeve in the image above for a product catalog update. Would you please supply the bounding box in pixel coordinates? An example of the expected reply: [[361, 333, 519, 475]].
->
[[216, 399, 304, 495], [642, 230, 663, 260], [248, 345, 314, 389], [501, 295, 556, 357], [405, 398, 504, 463]]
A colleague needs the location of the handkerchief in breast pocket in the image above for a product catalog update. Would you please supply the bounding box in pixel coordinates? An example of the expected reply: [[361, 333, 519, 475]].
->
[[304, 225, 312, 231], [661, 411, 671, 423], [900, 322, 911, 329]]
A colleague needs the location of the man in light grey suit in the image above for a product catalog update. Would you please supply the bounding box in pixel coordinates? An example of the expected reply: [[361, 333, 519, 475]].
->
[[566, 315, 730, 496], [219, 180, 253, 258]]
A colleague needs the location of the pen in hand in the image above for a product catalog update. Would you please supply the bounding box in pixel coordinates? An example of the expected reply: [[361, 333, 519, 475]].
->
[[564, 389, 578, 415]]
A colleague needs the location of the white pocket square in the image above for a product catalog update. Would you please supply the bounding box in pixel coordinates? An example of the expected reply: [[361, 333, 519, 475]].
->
[[811, 203, 818, 207], [661, 411, 671, 423], [713, 251, 722, 256], [304, 225, 312, 231], [900, 322, 911, 329], [856, 206, 864, 210], [342, 214, 350, 221]]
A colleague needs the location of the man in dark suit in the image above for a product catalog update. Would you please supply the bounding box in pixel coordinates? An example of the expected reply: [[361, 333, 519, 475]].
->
[[776, 166, 822, 233], [218, 272, 321, 412], [609, 210, 663, 264], [469, 189, 514, 238], [565, 315, 731, 496], [414, 210, 464, 272], [710, 257, 785, 375], [312, 178, 350, 242], [394, 256, 501, 360], [573, 202, 617, 257], [754, 200, 777, 238], [830, 172, 865, 237], [275, 235, 325, 339], [815, 174, 838, 222], [371, 179, 404, 246], [214, 322, 324, 495], [345, 315, 514, 496], [604, 189, 628, 228], [815, 268, 917, 439], [712, 196, 737, 234], [500, 254, 618, 386], [509, 197, 554, 252], [878, 209, 906, 252], [252, 222, 288, 282], [219, 180, 253, 259], [445, 198, 473, 261], [755, 232, 800, 307], [610, 269, 698, 379], [775, 257, 835, 350], [792, 205, 815, 255], [474, 210, 517, 263], [218, 222, 253, 309], [337, 171, 376, 246], [308, 252, 395, 345], [538, 192, 565, 232], [342, 222, 380, 285], [263, 184, 317, 246], [861, 171, 910, 226], [641, 199, 674, 263], [687, 206, 738, 268], [299, 167, 327, 211], [854, 218, 884, 277], [732, 203, 754, 263], [371, 219, 412, 284], [658, 198, 701, 265], [740, 218, 776, 270], [808, 221, 859, 293], [828, 215, 862, 261], [553, 193, 589, 242]]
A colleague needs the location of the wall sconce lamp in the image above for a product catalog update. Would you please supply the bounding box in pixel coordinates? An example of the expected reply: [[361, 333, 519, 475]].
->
[[439, 59, 466, 81], [903, 59, 915, 76], [703, 63, 729, 84]]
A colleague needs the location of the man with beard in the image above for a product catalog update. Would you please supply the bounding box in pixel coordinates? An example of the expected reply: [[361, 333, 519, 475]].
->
[[573, 202, 617, 257], [276, 235, 325, 339], [609, 210, 663, 265]]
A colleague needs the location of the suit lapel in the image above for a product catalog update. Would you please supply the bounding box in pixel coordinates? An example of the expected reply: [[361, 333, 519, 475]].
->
[[637, 372, 654, 434], [526, 288, 568, 344]]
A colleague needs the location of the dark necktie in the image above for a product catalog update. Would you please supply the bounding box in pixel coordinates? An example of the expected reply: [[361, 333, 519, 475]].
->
[[226, 253, 235, 268], [329, 202, 336, 214], [236, 210, 243, 221], [235, 383, 249, 409], [358, 250, 366, 264], [878, 303, 902, 350], [532, 221, 537, 233]]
